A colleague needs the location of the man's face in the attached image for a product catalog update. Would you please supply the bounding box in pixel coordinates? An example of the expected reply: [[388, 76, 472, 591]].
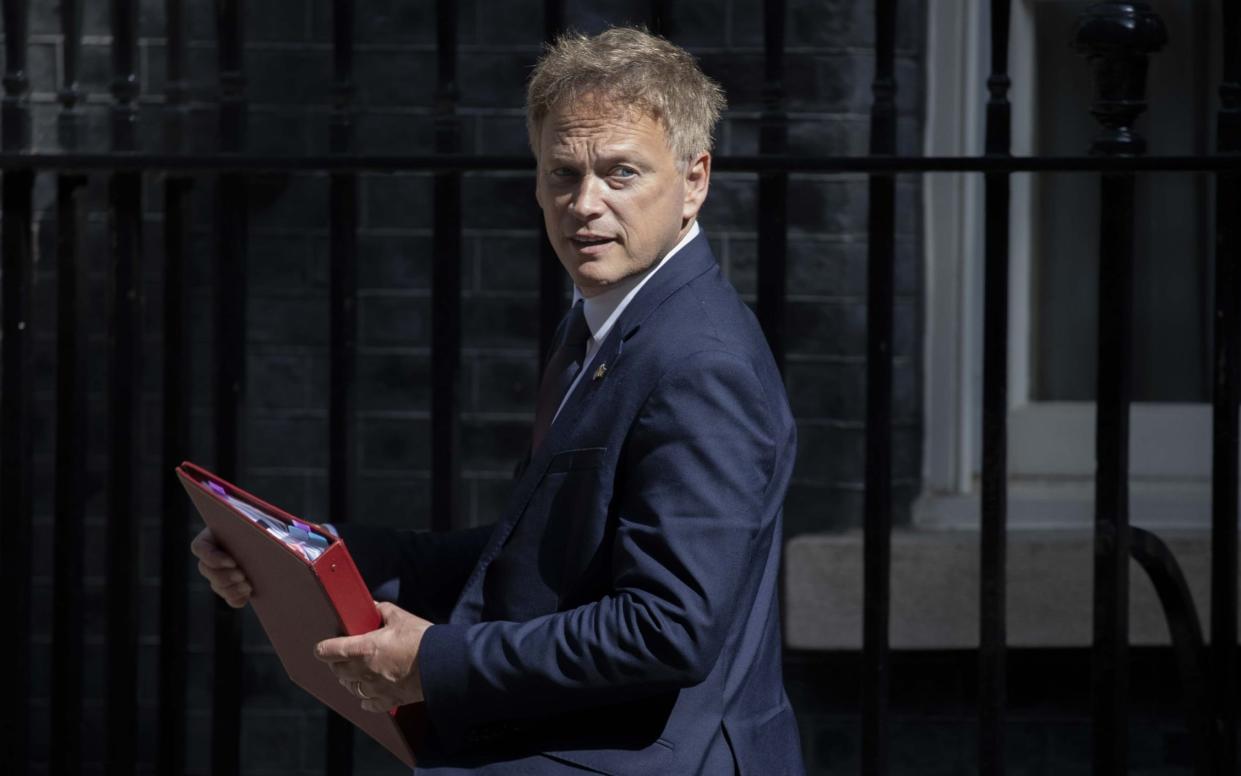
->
[[534, 98, 710, 297]]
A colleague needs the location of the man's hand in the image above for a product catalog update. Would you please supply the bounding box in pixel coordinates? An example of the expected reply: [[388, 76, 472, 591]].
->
[[190, 526, 252, 608], [315, 602, 432, 713]]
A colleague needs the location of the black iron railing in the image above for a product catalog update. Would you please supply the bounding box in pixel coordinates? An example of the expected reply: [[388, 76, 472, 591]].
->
[[2, 1, 1239, 775], [1, 0, 33, 774], [326, 0, 358, 770], [978, 2, 1013, 773], [51, 3, 87, 774]]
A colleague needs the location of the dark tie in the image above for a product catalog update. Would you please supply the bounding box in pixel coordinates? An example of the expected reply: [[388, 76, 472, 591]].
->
[[532, 300, 590, 451]]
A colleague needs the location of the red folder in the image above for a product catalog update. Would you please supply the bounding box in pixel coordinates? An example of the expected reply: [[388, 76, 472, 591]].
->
[[176, 461, 424, 768]]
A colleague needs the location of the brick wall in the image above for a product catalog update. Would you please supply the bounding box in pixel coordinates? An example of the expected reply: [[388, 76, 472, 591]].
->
[[20, 1, 929, 773]]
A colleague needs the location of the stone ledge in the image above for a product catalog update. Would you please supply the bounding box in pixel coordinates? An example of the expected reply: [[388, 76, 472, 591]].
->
[[784, 528, 1231, 650]]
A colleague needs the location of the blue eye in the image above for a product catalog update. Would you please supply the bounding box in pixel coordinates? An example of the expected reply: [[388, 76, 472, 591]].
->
[[612, 166, 637, 178]]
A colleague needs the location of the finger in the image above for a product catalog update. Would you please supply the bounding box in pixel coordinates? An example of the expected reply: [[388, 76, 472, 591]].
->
[[359, 699, 392, 714], [209, 577, 251, 594], [213, 581, 252, 599], [354, 683, 398, 712], [197, 561, 249, 590], [375, 600, 430, 630], [206, 572, 251, 598], [213, 581, 251, 605], [365, 687, 399, 707], [197, 560, 247, 583], [329, 662, 378, 683], [191, 532, 237, 569], [205, 579, 249, 599], [375, 600, 420, 624], [315, 634, 374, 663]]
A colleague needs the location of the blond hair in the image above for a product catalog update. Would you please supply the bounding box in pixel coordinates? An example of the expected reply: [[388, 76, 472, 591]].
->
[[526, 27, 727, 162]]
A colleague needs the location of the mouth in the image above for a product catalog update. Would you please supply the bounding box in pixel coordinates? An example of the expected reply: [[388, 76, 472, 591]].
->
[[569, 234, 615, 246], [568, 234, 617, 255]]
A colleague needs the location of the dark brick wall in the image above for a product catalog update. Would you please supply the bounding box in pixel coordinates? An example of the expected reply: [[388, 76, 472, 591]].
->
[[18, 1, 931, 773]]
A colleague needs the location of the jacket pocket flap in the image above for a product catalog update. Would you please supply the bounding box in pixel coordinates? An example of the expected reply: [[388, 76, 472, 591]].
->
[[546, 447, 606, 473]]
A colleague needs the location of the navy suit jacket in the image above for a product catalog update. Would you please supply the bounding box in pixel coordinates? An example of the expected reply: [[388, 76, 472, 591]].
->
[[340, 233, 804, 775]]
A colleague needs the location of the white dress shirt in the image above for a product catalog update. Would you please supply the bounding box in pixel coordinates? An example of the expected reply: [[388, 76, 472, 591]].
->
[[552, 220, 701, 422]]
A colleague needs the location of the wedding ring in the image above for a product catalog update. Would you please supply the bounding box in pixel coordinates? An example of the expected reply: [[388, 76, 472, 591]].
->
[[354, 681, 370, 700]]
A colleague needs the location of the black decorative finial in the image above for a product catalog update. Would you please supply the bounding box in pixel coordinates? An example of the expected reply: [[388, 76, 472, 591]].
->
[[1073, 2, 1168, 155]]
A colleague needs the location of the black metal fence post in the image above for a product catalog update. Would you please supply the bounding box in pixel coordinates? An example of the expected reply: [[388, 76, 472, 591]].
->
[[757, 0, 788, 373], [1211, 0, 1241, 772], [0, 0, 32, 773], [326, 0, 359, 770], [863, 2, 898, 775], [105, 0, 143, 772], [1074, 5, 1167, 775], [213, 1, 247, 773], [51, 2, 86, 775], [979, 2, 1012, 774], [432, 0, 462, 532], [158, 0, 191, 772]]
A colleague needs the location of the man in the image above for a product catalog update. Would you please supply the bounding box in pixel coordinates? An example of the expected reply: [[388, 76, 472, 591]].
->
[[193, 27, 805, 775]]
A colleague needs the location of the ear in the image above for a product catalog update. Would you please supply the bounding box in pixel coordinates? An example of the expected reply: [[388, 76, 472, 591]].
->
[[681, 151, 711, 226]]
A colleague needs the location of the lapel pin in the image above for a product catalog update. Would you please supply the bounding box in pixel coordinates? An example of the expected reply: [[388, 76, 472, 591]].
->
[[593, 363, 608, 381]]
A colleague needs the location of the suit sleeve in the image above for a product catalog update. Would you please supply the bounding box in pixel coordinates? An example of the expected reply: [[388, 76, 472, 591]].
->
[[418, 349, 779, 750], [334, 523, 494, 624]]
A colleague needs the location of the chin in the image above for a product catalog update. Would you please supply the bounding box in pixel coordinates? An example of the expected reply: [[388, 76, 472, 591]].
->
[[572, 274, 613, 295], [571, 257, 612, 279]]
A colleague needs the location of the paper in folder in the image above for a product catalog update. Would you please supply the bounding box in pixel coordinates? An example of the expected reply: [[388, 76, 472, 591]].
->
[[177, 461, 424, 768]]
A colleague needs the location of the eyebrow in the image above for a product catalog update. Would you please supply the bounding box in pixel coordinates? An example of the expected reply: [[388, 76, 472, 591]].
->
[[544, 150, 652, 171]]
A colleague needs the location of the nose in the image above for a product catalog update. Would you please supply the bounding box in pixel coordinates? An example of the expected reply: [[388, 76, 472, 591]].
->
[[569, 175, 606, 220]]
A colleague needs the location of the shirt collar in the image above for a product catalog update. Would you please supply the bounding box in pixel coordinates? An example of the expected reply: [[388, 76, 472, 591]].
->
[[574, 220, 701, 342]]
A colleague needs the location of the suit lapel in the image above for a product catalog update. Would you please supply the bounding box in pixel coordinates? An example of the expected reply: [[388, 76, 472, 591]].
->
[[449, 232, 721, 624], [607, 229, 717, 343]]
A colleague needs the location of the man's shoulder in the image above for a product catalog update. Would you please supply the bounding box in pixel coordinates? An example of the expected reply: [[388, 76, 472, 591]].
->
[[609, 234, 783, 395], [617, 272, 786, 425], [640, 264, 766, 359]]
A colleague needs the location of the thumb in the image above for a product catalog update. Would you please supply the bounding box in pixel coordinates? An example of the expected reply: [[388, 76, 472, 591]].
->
[[375, 600, 400, 624], [315, 632, 373, 662]]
